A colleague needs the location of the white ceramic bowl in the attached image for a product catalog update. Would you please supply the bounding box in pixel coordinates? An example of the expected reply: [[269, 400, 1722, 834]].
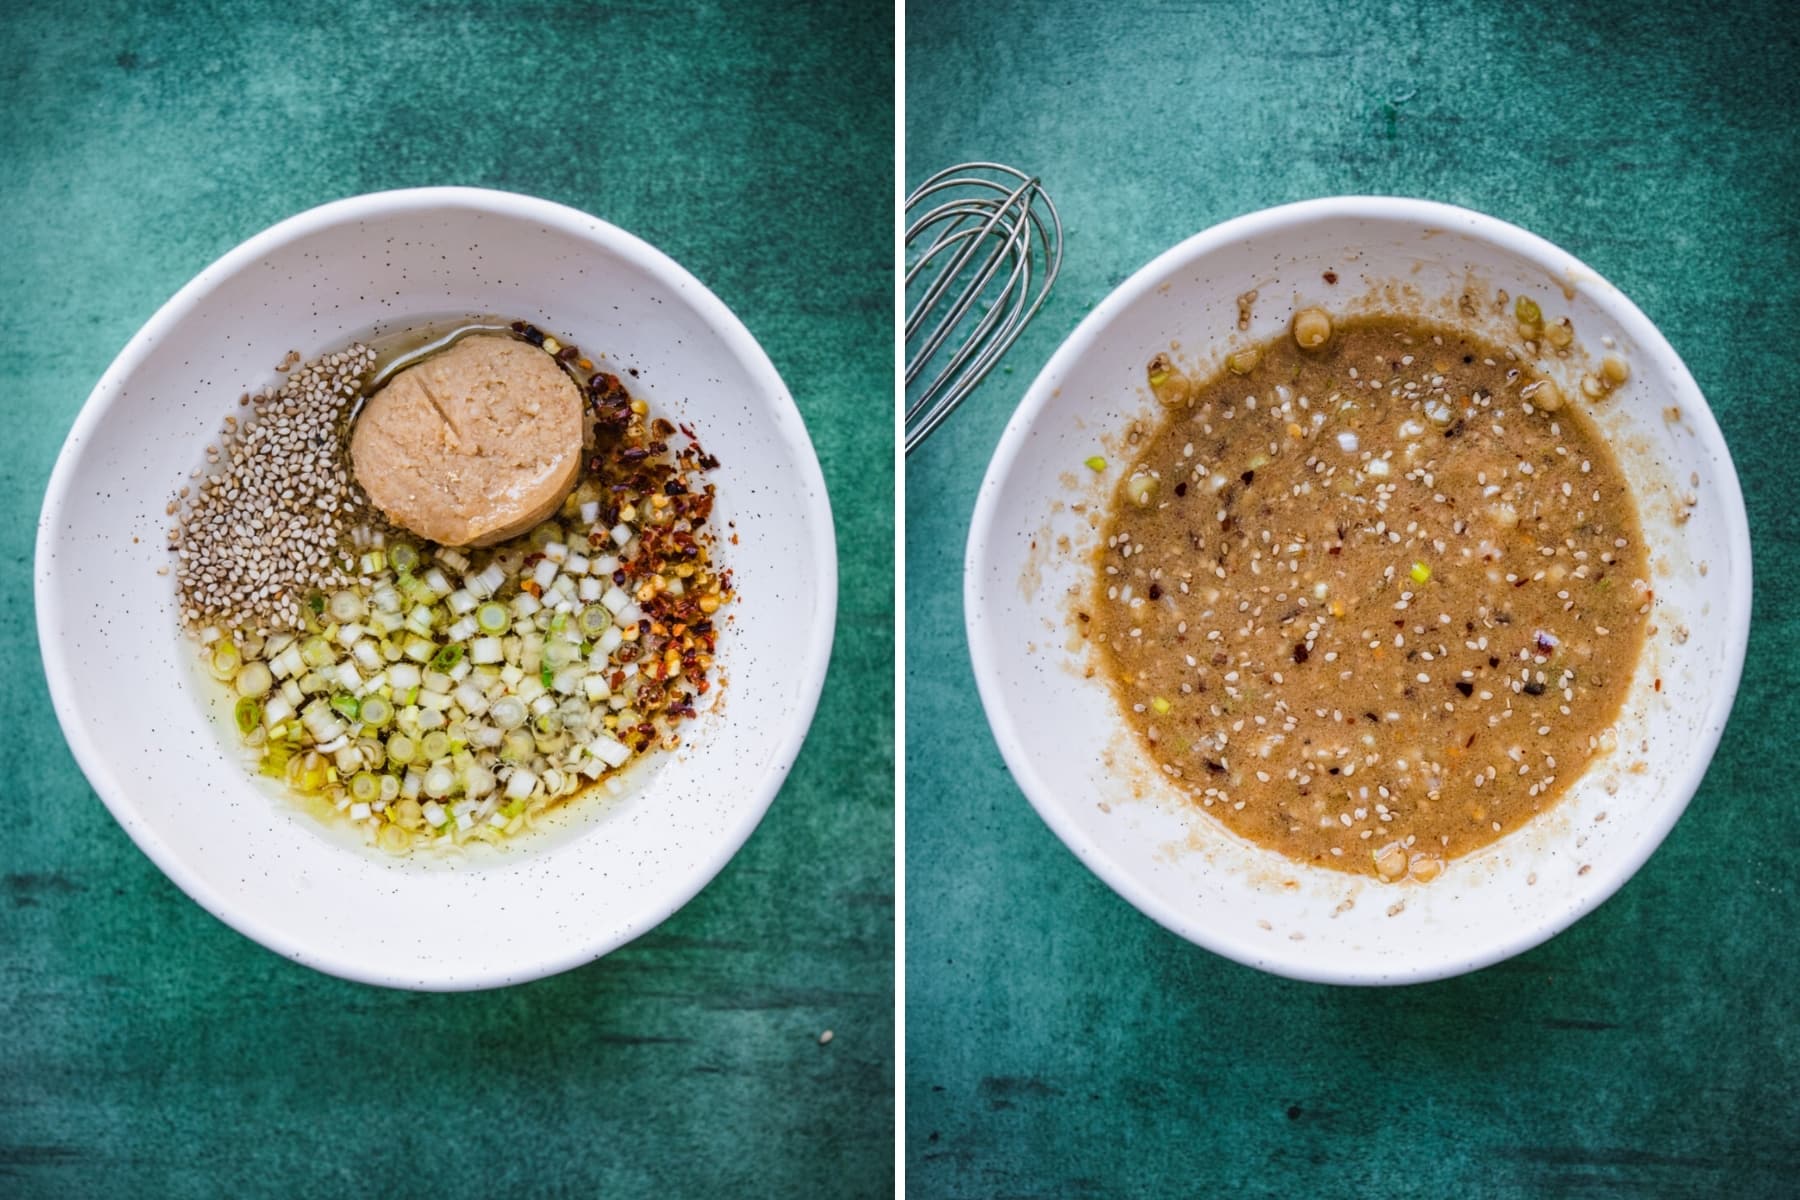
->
[[38, 187, 837, 989], [967, 197, 1750, 985]]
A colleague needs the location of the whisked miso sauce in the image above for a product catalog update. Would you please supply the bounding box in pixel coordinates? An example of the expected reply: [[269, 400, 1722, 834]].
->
[[1087, 312, 1649, 881]]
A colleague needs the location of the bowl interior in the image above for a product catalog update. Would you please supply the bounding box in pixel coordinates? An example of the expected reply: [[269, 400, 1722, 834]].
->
[[967, 198, 1749, 984], [38, 189, 836, 989]]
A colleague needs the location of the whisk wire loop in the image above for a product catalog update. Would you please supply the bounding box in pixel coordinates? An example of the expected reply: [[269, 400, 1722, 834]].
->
[[904, 162, 1062, 454]]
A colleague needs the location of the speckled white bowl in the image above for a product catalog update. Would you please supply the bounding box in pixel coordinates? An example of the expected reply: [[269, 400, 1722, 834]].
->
[[37, 187, 837, 989], [967, 197, 1750, 984]]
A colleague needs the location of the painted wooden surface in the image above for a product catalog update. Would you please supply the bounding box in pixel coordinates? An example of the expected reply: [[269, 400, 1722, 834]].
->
[[905, 1, 1797, 1195], [1, 3, 892, 1196]]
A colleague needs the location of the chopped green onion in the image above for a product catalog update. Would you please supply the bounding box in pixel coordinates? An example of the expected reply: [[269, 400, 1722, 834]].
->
[[1085, 456, 1107, 472], [359, 695, 393, 727], [328, 590, 365, 622], [307, 591, 326, 616], [235, 661, 273, 698], [420, 730, 451, 762], [577, 605, 613, 638], [300, 636, 336, 669], [329, 694, 361, 721], [1410, 561, 1432, 585], [387, 733, 417, 765], [475, 601, 511, 635], [1514, 295, 1542, 325], [349, 772, 380, 804], [540, 664, 554, 688], [429, 644, 465, 673], [234, 697, 262, 736], [209, 642, 241, 680], [389, 543, 420, 574], [490, 696, 528, 730], [1150, 697, 1172, 715], [260, 749, 290, 778]]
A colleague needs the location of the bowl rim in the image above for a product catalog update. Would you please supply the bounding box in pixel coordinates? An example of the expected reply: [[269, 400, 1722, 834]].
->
[[964, 194, 1752, 985], [35, 185, 839, 990]]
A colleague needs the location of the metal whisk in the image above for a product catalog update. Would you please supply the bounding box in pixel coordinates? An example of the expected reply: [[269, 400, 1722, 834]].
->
[[904, 162, 1062, 454]]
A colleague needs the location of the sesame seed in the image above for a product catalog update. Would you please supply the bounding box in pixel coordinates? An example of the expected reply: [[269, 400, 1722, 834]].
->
[[169, 344, 376, 632]]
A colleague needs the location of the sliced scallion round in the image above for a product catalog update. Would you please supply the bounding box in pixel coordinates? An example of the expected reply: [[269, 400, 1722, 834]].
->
[[234, 697, 262, 736], [475, 601, 511, 635], [577, 605, 612, 638], [235, 661, 273, 698], [490, 696, 528, 730], [420, 730, 452, 762]]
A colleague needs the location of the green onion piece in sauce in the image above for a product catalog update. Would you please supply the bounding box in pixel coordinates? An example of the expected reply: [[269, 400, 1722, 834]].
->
[[429, 644, 465, 673], [210, 642, 241, 679], [475, 601, 510, 635], [234, 697, 262, 736]]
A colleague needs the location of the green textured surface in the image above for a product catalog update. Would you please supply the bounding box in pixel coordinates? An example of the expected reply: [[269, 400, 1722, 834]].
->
[[2, 2, 891, 1197], [906, 1, 1796, 1195]]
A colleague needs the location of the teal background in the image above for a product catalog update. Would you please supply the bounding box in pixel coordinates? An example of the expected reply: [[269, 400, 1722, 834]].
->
[[907, 1, 1796, 1195], [2, 2, 891, 1197]]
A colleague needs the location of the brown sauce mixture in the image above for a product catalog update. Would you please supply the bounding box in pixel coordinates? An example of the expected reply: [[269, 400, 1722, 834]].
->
[[1088, 312, 1650, 881]]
